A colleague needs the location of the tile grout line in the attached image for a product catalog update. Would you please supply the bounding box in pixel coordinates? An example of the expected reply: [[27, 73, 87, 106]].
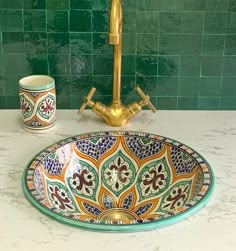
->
[[68, 1, 72, 108], [45, 2, 50, 77], [220, 0, 230, 110], [198, 10, 206, 110]]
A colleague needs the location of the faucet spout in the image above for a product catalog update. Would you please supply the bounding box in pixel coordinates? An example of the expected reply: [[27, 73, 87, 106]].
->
[[109, 0, 122, 45], [78, 0, 157, 127]]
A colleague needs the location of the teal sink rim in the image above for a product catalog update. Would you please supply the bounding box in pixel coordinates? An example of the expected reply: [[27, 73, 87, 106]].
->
[[22, 131, 215, 232]]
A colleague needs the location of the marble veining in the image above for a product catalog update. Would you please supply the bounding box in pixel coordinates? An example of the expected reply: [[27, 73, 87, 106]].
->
[[0, 110, 236, 250]]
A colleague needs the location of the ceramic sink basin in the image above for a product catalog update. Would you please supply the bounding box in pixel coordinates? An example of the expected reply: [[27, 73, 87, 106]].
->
[[23, 131, 214, 232]]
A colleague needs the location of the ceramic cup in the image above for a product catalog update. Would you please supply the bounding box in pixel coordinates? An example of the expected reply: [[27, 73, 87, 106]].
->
[[19, 75, 56, 133]]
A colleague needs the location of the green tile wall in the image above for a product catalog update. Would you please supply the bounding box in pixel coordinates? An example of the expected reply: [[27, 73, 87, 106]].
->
[[0, 0, 236, 110]]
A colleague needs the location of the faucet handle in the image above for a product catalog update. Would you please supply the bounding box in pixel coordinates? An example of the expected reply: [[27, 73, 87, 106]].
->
[[136, 86, 157, 113], [78, 87, 96, 114]]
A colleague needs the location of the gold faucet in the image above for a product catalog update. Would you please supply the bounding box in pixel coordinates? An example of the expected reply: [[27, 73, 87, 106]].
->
[[78, 0, 156, 127]]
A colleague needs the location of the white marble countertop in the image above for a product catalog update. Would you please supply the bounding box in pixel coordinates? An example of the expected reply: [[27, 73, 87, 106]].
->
[[0, 110, 236, 251]]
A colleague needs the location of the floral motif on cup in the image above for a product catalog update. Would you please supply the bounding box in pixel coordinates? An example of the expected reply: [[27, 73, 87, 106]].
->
[[47, 183, 77, 212], [138, 159, 171, 200], [102, 151, 136, 196], [160, 181, 191, 212], [38, 95, 55, 119], [20, 95, 33, 118]]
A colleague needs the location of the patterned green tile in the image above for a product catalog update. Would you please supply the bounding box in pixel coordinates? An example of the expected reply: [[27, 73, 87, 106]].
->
[[229, 0, 236, 12], [205, 0, 229, 11], [225, 35, 236, 55], [70, 10, 92, 32], [92, 75, 112, 95], [71, 55, 92, 75], [0, 55, 3, 74], [121, 76, 136, 96], [205, 13, 227, 34], [47, 11, 69, 32], [221, 77, 236, 96], [123, 0, 137, 11], [220, 97, 236, 110], [93, 55, 113, 75], [136, 12, 158, 33], [2, 32, 25, 53], [3, 54, 29, 74], [0, 33, 2, 53], [159, 0, 182, 11], [202, 35, 225, 56], [136, 56, 158, 76], [122, 55, 136, 75], [137, 34, 158, 55], [92, 0, 110, 11], [198, 98, 219, 110], [199, 77, 221, 97], [178, 77, 200, 97], [123, 11, 136, 33], [157, 77, 178, 97], [48, 33, 69, 54], [0, 76, 5, 95], [71, 75, 92, 95], [159, 12, 181, 34], [157, 97, 177, 110], [6, 95, 20, 109], [223, 56, 236, 76], [92, 95, 112, 106], [201, 56, 223, 76], [24, 32, 47, 54], [23, 0, 46, 9], [181, 12, 204, 33], [56, 95, 71, 109], [71, 0, 92, 10], [70, 33, 92, 55], [26, 54, 48, 74], [92, 11, 109, 32], [53, 76, 71, 95], [158, 56, 179, 76], [0, 96, 6, 108], [71, 95, 85, 109], [0, 10, 23, 31], [48, 55, 70, 75], [24, 10, 46, 31], [47, 0, 69, 10], [136, 76, 157, 94], [180, 56, 201, 76], [160, 35, 202, 55], [5, 75, 23, 95], [182, 0, 205, 11], [93, 33, 112, 55], [0, 0, 236, 110], [227, 13, 236, 34], [122, 33, 136, 55], [160, 11, 204, 34], [137, 0, 159, 11], [0, 0, 23, 9], [178, 97, 198, 110]]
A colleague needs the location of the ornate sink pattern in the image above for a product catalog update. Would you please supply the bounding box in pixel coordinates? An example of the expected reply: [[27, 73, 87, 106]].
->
[[23, 131, 214, 232]]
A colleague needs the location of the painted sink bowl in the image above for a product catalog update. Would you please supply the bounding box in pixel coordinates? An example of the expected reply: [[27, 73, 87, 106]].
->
[[23, 131, 214, 232]]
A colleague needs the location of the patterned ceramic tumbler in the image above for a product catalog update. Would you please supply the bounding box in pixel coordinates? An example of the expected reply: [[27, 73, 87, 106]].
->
[[19, 75, 56, 133]]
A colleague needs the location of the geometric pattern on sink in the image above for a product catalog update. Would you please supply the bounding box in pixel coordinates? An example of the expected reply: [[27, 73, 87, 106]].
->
[[23, 131, 214, 232]]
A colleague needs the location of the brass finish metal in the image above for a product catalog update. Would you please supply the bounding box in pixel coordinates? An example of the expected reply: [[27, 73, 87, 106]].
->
[[79, 0, 157, 126], [97, 208, 139, 222]]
